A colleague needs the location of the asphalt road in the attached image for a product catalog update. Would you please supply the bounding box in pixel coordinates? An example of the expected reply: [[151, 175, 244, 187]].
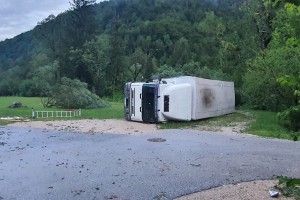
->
[[0, 126, 299, 200]]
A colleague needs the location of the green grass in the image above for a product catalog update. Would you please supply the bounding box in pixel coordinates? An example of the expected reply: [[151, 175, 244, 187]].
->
[[275, 176, 300, 198], [160, 110, 297, 141], [246, 110, 295, 140], [81, 101, 124, 119], [0, 97, 43, 118], [0, 96, 124, 121]]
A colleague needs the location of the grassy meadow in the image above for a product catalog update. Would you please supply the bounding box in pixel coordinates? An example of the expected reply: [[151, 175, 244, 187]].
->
[[0, 96, 296, 140], [246, 110, 296, 140], [0, 96, 124, 122]]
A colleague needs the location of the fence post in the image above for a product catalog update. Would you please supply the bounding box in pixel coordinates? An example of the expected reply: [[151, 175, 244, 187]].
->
[[32, 108, 35, 118]]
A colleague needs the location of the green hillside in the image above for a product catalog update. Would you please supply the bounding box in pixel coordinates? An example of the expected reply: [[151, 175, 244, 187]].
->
[[0, 0, 299, 115]]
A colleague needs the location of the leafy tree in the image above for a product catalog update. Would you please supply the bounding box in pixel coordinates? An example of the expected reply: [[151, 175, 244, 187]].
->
[[0, 66, 26, 96], [0, 78, 18, 96], [169, 37, 192, 66], [19, 63, 58, 97], [82, 34, 111, 96], [35, 14, 58, 61], [107, 16, 126, 96], [241, 0, 280, 50], [60, 0, 99, 82], [18, 79, 38, 97], [34, 13, 72, 81], [50, 77, 110, 109], [272, 1, 300, 136], [277, 75, 300, 136], [128, 47, 147, 81], [243, 46, 299, 111], [144, 50, 155, 82], [195, 11, 223, 67], [243, 1, 300, 111], [155, 64, 183, 79]]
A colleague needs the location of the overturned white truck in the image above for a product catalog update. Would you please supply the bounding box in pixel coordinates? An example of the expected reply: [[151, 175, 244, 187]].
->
[[124, 76, 235, 123]]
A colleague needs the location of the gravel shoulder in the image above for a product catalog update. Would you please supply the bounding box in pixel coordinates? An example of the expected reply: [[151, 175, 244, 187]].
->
[[175, 180, 294, 200], [8, 119, 159, 135], [7, 119, 295, 200]]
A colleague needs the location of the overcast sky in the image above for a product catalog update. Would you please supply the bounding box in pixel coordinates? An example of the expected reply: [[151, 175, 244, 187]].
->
[[0, 0, 102, 42]]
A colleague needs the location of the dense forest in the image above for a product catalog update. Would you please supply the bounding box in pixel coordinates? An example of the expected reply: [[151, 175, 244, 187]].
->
[[0, 0, 299, 125]]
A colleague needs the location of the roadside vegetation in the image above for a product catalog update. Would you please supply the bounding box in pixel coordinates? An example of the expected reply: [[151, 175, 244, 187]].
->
[[160, 110, 298, 141], [276, 176, 300, 199], [0, 96, 123, 125], [0, 96, 298, 141]]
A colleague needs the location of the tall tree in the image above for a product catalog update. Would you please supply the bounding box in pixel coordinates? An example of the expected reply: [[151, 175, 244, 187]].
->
[[243, 1, 300, 111], [107, 15, 126, 96], [68, 0, 97, 48], [82, 35, 111, 96], [128, 47, 147, 82], [61, 0, 98, 83], [34, 13, 78, 81], [241, 0, 282, 49], [144, 49, 154, 82]]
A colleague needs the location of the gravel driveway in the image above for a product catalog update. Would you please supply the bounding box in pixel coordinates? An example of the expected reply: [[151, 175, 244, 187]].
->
[[0, 125, 299, 200]]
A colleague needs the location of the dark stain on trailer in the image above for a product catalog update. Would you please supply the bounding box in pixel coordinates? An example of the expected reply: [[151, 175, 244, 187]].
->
[[202, 88, 215, 108]]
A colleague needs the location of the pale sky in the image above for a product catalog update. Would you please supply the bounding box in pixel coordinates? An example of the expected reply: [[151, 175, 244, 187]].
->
[[0, 0, 103, 41]]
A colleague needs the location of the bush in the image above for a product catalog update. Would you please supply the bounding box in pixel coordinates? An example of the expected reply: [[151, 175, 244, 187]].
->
[[50, 77, 110, 109], [277, 75, 300, 140], [243, 46, 299, 111], [277, 105, 300, 140]]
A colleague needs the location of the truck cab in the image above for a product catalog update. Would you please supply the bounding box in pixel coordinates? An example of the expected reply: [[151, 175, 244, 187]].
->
[[125, 80, 193, 123]]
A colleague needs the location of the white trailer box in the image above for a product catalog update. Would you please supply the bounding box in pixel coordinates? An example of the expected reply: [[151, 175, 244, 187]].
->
[[124, 76, 235, 123], [162, 76, 235, 120]]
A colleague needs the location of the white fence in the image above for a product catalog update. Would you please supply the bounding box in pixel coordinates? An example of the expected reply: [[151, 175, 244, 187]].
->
[[32, 109, 81, 118]]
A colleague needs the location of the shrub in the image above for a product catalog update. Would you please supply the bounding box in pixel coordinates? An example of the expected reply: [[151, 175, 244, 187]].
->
[[243, 46, 299, 111], [49, 77, 110, 109]]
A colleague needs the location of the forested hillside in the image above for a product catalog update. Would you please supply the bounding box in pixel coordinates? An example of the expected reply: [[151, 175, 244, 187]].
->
[[0, 0, 299, 116]]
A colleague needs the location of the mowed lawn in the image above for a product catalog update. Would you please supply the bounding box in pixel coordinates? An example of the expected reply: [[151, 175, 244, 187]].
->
[[0, 96, 124, 120]]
